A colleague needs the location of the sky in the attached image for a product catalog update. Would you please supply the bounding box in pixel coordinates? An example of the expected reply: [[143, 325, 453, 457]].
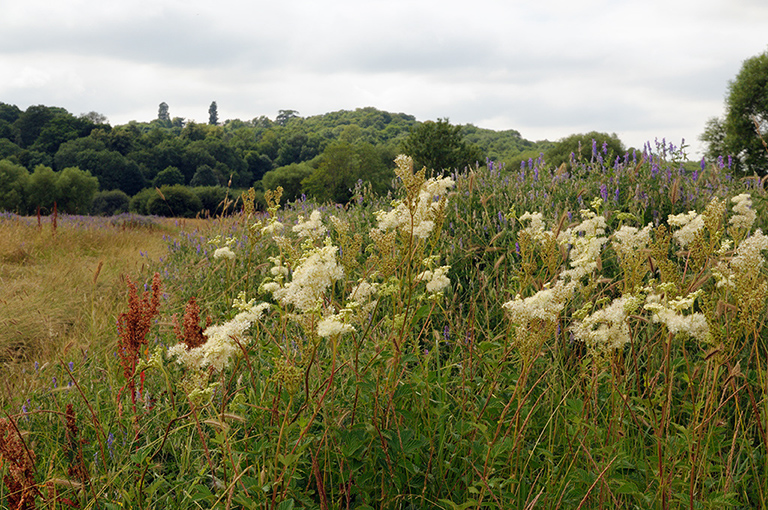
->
[[1, 0, 767, 157]]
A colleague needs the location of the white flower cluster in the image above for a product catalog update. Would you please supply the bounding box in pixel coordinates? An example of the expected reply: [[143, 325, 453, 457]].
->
[[268, 243, 344, 312], [558, 208, 608, 281], [612, 224, 653, 261], [502, 280, 575, 326], [293, 210, 327, 239], [375, 175, 455, 239], [667, 210, 705, 248], [519, 211, 550, 243], [348, 280, 378, 304], [644, 290, 710, 342], [317, 312, 356, 338], [167, 302, 271, 371], [417, 265, 451, 295], [731, 229, 768, 273], [729, 193, 757, 231], [572, 296, 636, 352], [213, 246, 236, 260]]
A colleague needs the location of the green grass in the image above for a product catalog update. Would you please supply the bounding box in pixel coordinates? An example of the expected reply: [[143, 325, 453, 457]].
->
[[2, 147, 768, 509]]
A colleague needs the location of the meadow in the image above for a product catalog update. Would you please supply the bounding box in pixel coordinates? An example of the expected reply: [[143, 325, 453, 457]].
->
[[1, 140, 768, 509]]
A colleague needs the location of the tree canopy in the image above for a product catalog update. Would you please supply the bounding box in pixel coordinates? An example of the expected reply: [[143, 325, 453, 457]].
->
[[701, 48, 768, 175]]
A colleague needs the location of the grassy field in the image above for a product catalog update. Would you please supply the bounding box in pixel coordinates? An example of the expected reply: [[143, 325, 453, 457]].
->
[[1, 145, 768, 509]]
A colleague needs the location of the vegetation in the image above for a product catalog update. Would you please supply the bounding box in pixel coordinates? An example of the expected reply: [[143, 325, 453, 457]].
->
[[2, 139, 768, 508], [702, 48, 768, 175]]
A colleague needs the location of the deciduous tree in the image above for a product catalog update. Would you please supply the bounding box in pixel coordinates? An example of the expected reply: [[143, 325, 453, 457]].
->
[[701, 48, 768, 174]]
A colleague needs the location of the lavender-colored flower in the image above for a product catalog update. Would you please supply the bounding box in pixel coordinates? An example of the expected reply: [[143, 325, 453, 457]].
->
[[108, 432, 115, 460], [443, 325, 450, 343], [68, 361, 74, 371], [727, 155, 733, 169], [718, 155, 724, 169], [600, 184, 608, 202], [515, 242, 520, 254], [34, 361, 39, 372], [52, 376, 57, 389]]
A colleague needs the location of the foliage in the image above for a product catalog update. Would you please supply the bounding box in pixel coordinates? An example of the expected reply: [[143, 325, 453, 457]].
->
[[301, 140, 394, 203], [147, 185, 204, 218], [0, 159, 30, 213], [262, 162, 315, 202], [702, 48, 768, 174], [153, 166, 186, 187], [3, 142, 768, 509], [91, 189, 131, 216], [55, 167, 100, 214], [400, 117, 484, 173]]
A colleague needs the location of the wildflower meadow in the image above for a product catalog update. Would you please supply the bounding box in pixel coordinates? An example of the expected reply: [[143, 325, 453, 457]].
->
[[2, 141, 768, 509]]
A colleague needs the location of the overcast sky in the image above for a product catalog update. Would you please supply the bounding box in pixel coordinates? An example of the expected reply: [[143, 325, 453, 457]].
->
[[1, 0, 766, 156]]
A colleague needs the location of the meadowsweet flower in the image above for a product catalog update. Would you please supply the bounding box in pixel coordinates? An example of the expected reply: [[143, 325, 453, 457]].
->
[[558, 209, 608, 281], [374, 170, 454, 239], [667, 211, 704, 247], [167, 301, 270, 371], [644, 291, 710, 342], [572, 296, 635, 353], [293, 210, 327, 239], [317, 313, 355, 338], [261, 218, 284, 235], [417, 265, 451, 295], [612, 224, 652, 260], [519, 211, 549, 242], [729, 193, 756, 231], [213, 246, 235, 260], [503, 280, 575, 326], [271, 243, 344, 312], [348, 280, 378, 304], [731, 229, 768, 274]]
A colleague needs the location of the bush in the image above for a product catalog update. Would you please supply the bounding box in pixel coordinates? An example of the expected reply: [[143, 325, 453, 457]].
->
[[129, 187, 157, 215], [146, 185, 203, 217], [192, 186, 230, 216], [91, 189, 130, 216]]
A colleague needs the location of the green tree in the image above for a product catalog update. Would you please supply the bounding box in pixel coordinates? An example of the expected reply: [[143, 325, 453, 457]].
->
[[209, 101, 219, 126], [158, 102, 170, 123], [302, 141, 392, 203], [400, 118, 484, 173], [26, 164, 59, 213], [147, 185, 203, 217], [153, 166, 186, 187], [702, 48, 768, 174], [190, 164, 219, 187], [55, 167, 99, 214], [262, 162, 314, 202], [543, 131, 625, 169], [91, 189, 130, 215], [0, 159, 29, 212]]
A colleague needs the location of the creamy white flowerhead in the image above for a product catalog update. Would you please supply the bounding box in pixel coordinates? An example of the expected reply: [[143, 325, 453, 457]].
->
[[167, 302, 270, 371], [272, 244, 344, 312], [374, 175, 454, 239], [417, 266, 451, 295], [612, 224, 652, 260], [213, 246, 236, 260], [572, 296, 634, 352], [293, 210, 327, 239], [730, 193, 756, 231], [667, 211, 705, 248], [317, 314, 356, 338]]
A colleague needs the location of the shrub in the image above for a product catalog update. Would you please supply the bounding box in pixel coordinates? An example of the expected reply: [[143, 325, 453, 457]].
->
[[146, 185, 203, 217], [91, 189, 130, 216]]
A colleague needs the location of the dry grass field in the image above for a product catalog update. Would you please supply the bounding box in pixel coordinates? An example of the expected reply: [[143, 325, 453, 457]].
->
[[0, 213, 215, 403]]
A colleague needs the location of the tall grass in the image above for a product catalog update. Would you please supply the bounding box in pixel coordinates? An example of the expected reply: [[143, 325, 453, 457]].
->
[[1, 144, 767, 509]]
